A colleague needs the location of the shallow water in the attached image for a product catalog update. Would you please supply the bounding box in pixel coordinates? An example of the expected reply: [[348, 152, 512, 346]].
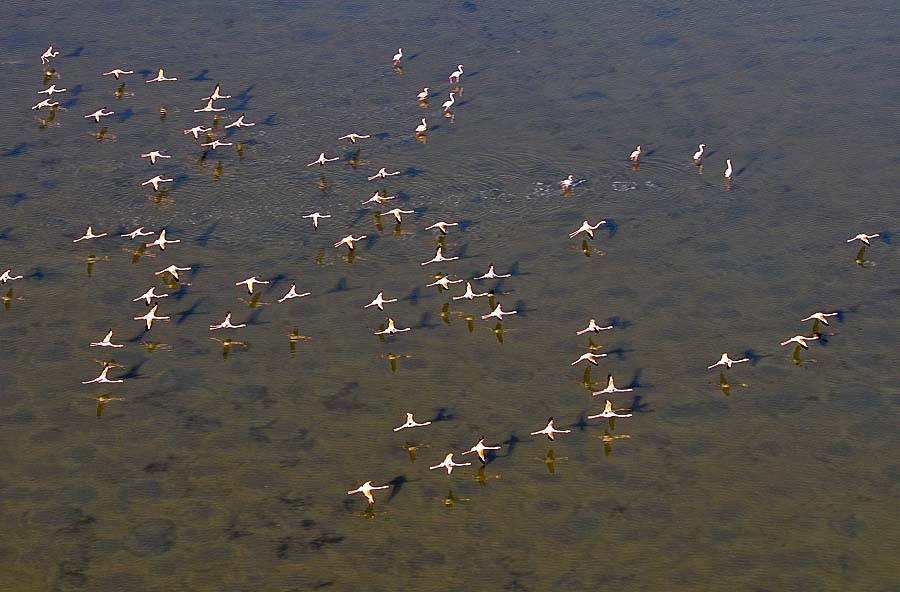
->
[[1, 0, 899, 590]]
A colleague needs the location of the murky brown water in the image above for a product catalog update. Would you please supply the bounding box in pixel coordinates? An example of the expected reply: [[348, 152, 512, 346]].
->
[[1, 0, 899, 590]]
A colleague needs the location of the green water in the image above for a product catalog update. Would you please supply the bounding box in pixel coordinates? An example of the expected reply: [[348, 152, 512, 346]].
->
[[1, 1, 899, 590]]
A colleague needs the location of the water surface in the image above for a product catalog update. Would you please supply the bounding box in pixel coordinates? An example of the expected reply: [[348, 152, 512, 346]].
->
[[1, 1, 899, 590]]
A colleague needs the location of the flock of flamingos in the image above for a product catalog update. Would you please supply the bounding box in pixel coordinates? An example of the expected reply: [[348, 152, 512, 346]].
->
[[8, 44, 887, 512]]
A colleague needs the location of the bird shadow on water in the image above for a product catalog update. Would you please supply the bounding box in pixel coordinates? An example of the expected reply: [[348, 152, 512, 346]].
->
[[170, 284, 191, 301], [454, 242, 472, 260], [605, 316, 633, 330], [429, 408, 454, 423], [415, 311, 441, 330], [386, 475, 413, 503], [604, 220, 618, 238], [742, 349, 769, 366], [569, 414, 590, 433], [403, 286, 422, 306], [230, 85, 256, 111], [172, 175, 190, 189], [175, 298, 207, 325], [193, 223, 218, 246], [64, 46, 84, 57], [186, 262, 207, 280], [127, 330, 149, 344], [1, 143, 27, 157], [506, 261, 528, 277], [190, 69, 210, 81], [265, 273, 289, 292], [627, 395, 652, 414], [491, 277, 512, 293], [119, 359, 149, 380], [114, 108, 135, 122], [349, 209, 369, 226], [501, 432, 521, 459], [512, 299, 533, 317], [246, 308, 267, 327], [4, 193, 27, 206], [572, 90, 609, 101], [605, 347, 631, 360], [626, 368, 649, 389], [817, 333, 835, 347], [327, 277, 353, 294], [0, 227, 14, 241]]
